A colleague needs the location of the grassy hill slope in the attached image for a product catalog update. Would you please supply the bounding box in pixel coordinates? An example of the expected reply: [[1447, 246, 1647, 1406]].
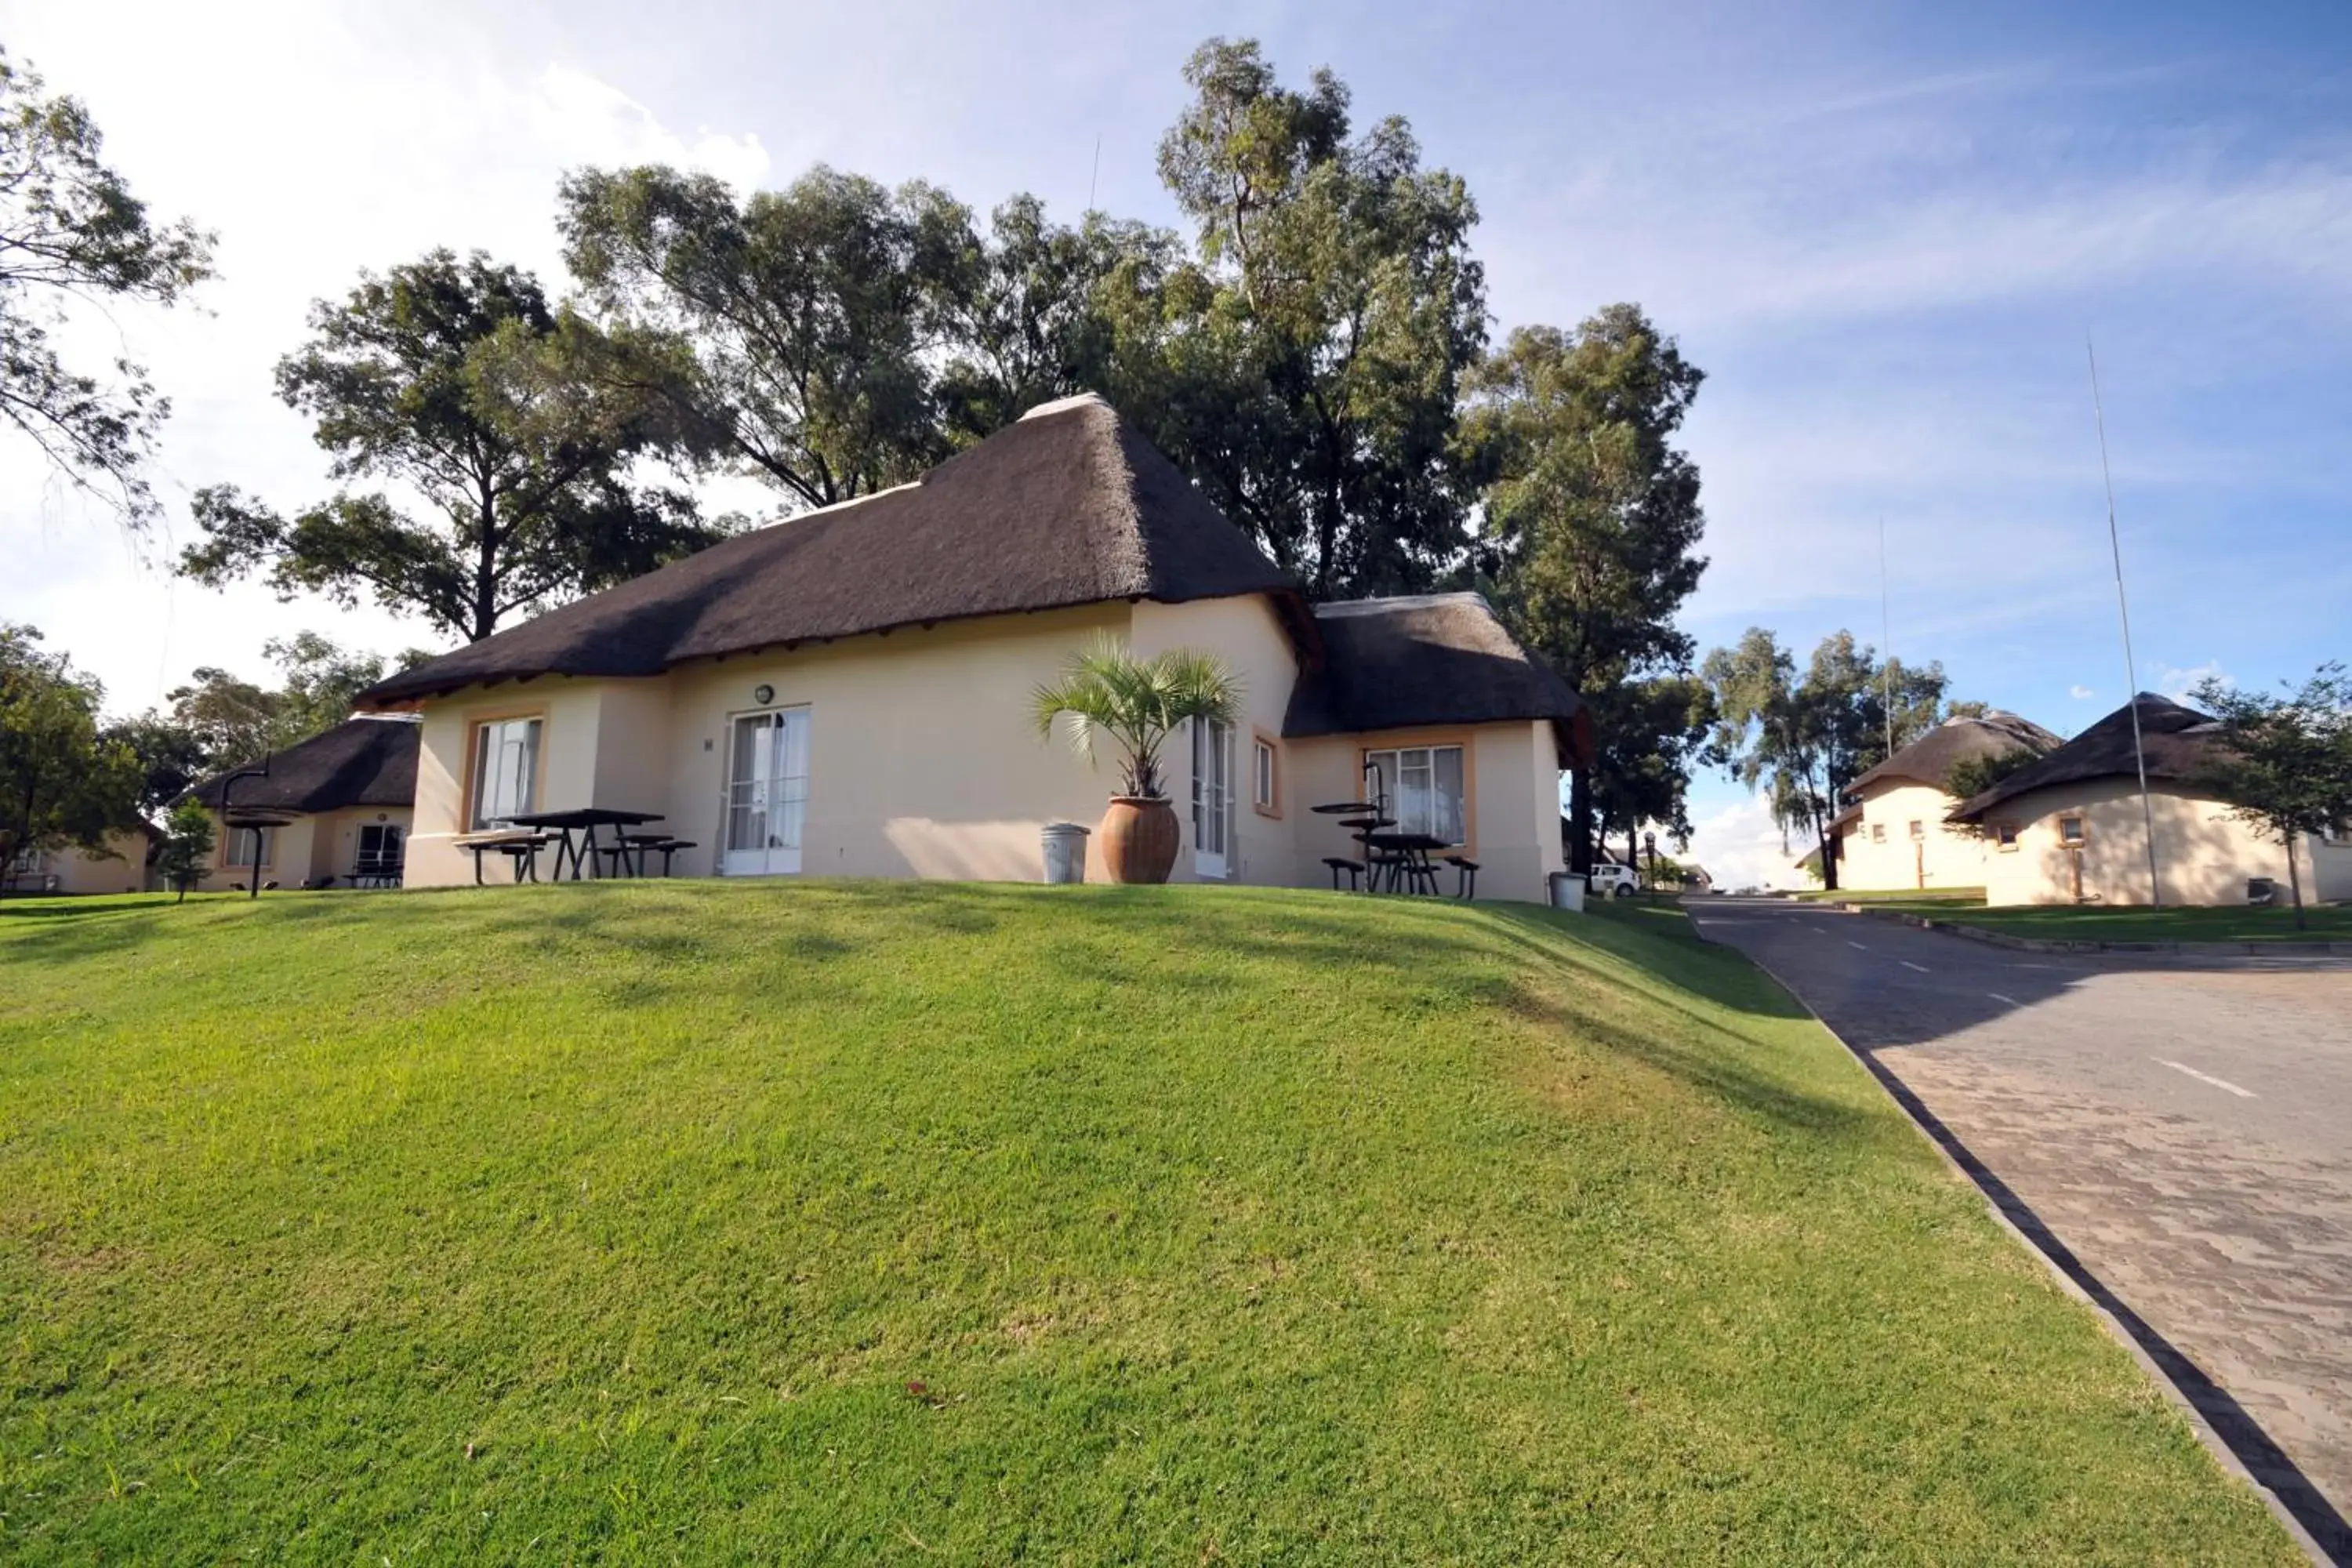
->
[[0, 884, 2296, 1563]]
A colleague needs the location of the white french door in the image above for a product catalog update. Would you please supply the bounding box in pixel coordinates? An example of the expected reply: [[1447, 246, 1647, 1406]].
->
[[1192, 718, 1233, 880], [723, 708, 811, 876]]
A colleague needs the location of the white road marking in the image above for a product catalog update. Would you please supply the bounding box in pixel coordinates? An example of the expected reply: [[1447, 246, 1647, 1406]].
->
[[1846, 940, 1868, 951], [1900, 960, 1930, 974], [1987, 992, 2020, 1007], [2154, 1059, 2256, 1098]]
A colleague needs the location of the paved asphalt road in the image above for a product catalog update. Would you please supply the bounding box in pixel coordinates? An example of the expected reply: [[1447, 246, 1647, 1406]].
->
[[1686, 895, 2352, 1557]]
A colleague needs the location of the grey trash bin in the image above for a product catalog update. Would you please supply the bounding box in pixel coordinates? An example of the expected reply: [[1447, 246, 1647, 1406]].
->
[[1040, 822, 1092, 884], [1547, 871, 1586, 913]]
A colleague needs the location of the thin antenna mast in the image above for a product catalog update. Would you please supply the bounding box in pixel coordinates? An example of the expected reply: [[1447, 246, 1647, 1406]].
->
[[1878, 514, 1895, 757], [1087, 135, 1101, 214], [2088, 337, 2162, 907]]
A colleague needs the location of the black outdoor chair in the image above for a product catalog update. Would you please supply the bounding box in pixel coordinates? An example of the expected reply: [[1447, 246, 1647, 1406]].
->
[[1323, 855, 1364, 891], [1443, 855, 1479, 900]]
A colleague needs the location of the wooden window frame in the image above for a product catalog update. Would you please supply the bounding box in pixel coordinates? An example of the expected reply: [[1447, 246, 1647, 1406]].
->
[[1359, 729, 1477, 856], [1250, 729, 1283, 819], [1994, 821, 2020, 851], [2058, 814, 2088, 846], [461, 705, 550, 832], [1870, 822, 1886, 844]]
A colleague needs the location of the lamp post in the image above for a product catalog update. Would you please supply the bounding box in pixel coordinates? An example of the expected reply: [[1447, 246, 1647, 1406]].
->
[[219, 754, 271, 900]]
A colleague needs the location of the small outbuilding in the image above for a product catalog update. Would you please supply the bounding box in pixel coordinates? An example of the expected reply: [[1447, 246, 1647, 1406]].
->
[[1946, 694, 2352, 907], [183, 717, 422, 891]]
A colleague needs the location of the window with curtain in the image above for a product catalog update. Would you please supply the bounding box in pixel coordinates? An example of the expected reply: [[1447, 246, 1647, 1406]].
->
[[1363, 744, 1466, 846], [223, 826, 276, 867], [471, 717, 542, 829]]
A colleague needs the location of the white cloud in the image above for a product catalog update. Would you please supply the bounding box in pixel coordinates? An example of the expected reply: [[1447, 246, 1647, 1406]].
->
[[2154, 661, 2229, 705], [528, 65, 771, 192], [1682, 795, 1813, 893], [2069, 683, 2096, 699], [0, 9, 771, 715]]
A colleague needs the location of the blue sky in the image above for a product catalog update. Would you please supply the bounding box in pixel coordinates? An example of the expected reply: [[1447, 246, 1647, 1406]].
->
[[3, 0, 2347, 884]]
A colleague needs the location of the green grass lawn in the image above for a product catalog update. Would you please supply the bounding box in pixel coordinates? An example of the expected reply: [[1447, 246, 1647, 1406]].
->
[[1797, 887, 1987, 906], [1854, 899, 2350, 943], [0, 883, 2296, 1563]]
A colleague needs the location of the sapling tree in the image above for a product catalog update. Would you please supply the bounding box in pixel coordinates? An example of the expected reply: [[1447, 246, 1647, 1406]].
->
[[158, 796, 214, 901]]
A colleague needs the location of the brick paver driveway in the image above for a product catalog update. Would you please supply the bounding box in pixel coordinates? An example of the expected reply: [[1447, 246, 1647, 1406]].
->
[[1689, 897, 2352, 1559]]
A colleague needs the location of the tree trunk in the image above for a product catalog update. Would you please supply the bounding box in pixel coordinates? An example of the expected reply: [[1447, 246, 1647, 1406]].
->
[[2286, 830, 2306, 930], [1567, 768, 1593, 878]]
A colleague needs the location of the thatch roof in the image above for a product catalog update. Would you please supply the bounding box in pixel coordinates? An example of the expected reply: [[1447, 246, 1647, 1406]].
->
[[185, 717, 420, 814], [361, 393, 1305, 707], [1848, 711, 2061, 797], [1947, 695, 2219, 822], [1283, 593, 1594, 767]]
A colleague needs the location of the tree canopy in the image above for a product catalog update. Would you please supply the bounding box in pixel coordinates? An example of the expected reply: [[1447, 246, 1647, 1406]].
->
[[1703, 628, 1960, 891], [1143, 38, 1487, 600], [176, 250, 721, 642], [0, 47, 213, 524], [0, 623, 142, 880], [1461, 308, 1710, 872], [560, 165, 971, 509]]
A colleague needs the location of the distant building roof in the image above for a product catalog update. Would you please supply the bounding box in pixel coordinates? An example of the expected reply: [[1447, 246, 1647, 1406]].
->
[[1847, 710, 2061, 797], [185, 717, 420, 815], [1947, 695, 2220, 822], [360, 393, 1305, 706], [1284, 593, 1594, 766]]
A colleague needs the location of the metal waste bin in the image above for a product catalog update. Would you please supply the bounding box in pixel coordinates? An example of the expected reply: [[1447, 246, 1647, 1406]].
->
[[1548, 871, 1586, 913], [1040, 821, 1092, 884]]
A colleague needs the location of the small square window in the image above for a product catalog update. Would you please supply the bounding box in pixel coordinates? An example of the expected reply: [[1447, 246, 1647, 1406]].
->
[[2059, 815, 2086, 845], [1994, 822, 2020, 850], [1907, 820, 1925, 841], [1870, 822, 1886, 844]]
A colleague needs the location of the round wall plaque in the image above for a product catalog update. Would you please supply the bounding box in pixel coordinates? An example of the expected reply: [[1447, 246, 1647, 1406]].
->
[[753, 684, 775, 706]]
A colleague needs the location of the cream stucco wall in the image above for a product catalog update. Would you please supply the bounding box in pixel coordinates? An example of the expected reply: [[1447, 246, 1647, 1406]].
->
[[1839, 780, 1991, 891], [1131, 595, 1306, 888], [15, 831, 153, 895], [1980, 779, 2335, 908], [408, 678, 625, 887], [195, 805, 417, 891], [397, 596, 1574, 902], [1286, 720, 1564, 903]]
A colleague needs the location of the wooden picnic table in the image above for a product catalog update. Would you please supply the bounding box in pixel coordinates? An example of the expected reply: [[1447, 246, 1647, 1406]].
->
[[1363, 831, 1452, 895], [503, 808, 666, 881]]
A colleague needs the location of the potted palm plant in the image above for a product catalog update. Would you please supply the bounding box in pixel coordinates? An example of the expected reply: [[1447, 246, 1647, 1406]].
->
[[1032, 637, 1241, 884]]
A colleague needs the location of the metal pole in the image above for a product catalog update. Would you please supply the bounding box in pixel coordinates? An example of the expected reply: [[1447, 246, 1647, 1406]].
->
[[2087, 338, 2162, 907], [1878, 514, 1896, 757]]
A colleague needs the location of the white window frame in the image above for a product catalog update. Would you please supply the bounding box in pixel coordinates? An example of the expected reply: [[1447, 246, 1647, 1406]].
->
[[721, 706, 811, 877], [1363, 743, 1468, 848], [470, 716, 543, 830], [1192, 718, 1235, 878], [1251, 735, 1278, 815], [355, 823, 404, 875]]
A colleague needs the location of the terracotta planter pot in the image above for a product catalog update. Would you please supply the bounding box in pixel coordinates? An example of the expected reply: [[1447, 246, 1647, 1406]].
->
[[1098, 796, 1181, 884]]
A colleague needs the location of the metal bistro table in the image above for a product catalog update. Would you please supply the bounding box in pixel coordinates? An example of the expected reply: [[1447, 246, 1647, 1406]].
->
[[1362, 831, 1450, 895], [1310, 800, 1393, 892], [503, 808, 666, 881]]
